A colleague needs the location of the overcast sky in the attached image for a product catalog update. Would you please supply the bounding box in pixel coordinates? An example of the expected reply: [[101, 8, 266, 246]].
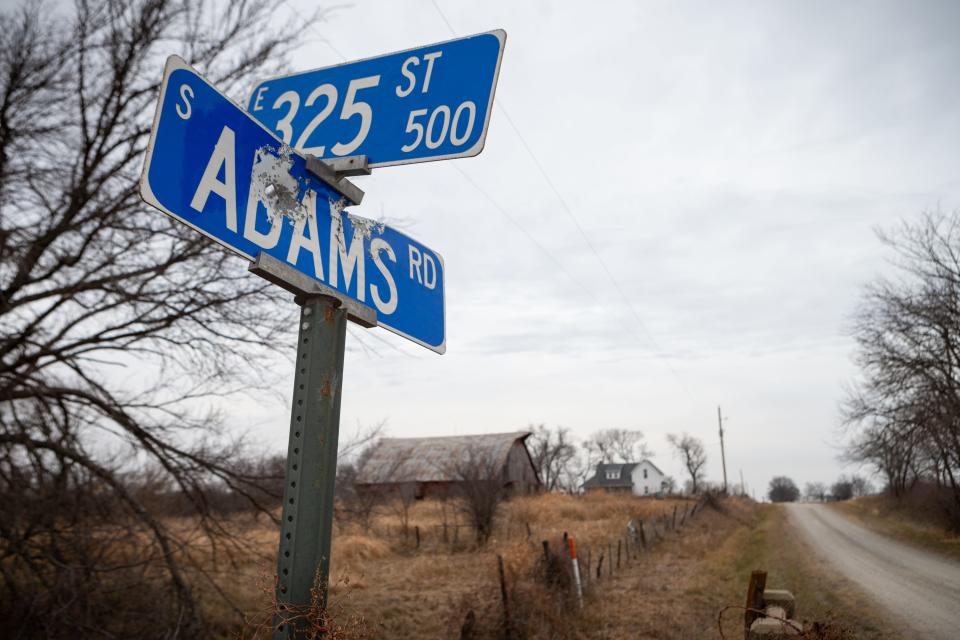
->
[[221, 0, 960, 495]]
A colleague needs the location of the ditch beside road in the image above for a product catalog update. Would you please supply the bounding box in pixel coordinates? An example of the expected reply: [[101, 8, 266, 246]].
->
[[786, 503, 960, 640]]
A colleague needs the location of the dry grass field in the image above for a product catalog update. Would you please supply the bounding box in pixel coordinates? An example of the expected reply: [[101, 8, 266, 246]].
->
[[200, 492, 696, 638], [190, 493, 901, 639]]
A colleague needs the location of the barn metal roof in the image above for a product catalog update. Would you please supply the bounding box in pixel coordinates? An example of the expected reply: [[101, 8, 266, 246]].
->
[[355, 431, 531, 484]]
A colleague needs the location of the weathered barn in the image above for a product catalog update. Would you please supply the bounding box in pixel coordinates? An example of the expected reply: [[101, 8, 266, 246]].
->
[[354, 432, 541, 497]]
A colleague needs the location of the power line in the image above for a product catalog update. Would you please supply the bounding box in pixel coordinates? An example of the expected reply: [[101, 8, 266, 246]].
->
[[450, 165, 599, 305], [281, 0, 349, 63], [428, 0, 695, 391], [429, 0, 458, 35], [286, 0, 702, 387]]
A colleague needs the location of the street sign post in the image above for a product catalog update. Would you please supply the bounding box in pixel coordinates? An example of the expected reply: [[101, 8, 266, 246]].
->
[[140, 56, 446, 353], [138, 55, 455, 638], [142, 26, 506, 630], [247, 30, 506, 167]]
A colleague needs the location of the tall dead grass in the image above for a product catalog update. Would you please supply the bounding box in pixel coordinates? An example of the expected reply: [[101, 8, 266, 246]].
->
[[210, 492, 688, 638]]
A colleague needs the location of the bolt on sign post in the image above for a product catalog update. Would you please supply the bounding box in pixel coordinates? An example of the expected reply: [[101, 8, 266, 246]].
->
[[139, 28, 504, 640]]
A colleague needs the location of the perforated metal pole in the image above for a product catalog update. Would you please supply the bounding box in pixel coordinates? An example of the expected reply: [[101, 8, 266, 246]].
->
[[274, 295, 347, 639]]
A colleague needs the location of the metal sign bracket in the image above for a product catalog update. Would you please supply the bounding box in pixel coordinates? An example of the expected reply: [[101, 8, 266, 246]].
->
[[305, 155, 370, 205], [248, 252, 377, 328]]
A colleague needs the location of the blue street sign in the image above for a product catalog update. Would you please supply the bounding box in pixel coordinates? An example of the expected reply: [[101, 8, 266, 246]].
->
[[140, 57, 445, 353], [247, 30, 506, 168]]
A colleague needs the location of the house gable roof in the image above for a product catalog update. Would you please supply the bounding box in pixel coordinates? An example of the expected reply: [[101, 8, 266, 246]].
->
[[636, 459, 666, 477], [582, 459, 666, 488], [355, 431, 532, 485], [583, 462, 637, 488]]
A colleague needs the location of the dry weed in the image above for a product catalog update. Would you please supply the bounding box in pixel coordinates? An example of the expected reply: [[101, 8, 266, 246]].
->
[[238, 571, 373, 640]]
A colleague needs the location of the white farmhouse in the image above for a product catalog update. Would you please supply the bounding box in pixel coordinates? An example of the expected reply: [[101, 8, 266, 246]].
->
[[582, 460, 668, 496]]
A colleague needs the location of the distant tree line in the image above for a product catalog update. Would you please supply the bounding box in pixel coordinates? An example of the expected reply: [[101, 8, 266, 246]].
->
[[766, 474, 873, 503], [526, 424, 712, 496], [841, 211, 960, 530]]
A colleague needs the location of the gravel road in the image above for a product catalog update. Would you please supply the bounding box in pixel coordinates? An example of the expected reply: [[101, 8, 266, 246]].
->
[[785, 502, 960, 639]]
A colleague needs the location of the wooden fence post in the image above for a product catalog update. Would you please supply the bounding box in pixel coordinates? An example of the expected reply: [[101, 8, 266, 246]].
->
[[584, 547, 591, 588], [624, 533, 630, 564], [596, 553, 604, 580], [608, 543, 613, 576], [639, 520, 647, 550], [744, 570, 767, 639], [415, 525, 420, 549], [616, 539, 621, 570], [541, 540, 551, 583], [498, 555, 512, 640], [672, 505, 677, 530]]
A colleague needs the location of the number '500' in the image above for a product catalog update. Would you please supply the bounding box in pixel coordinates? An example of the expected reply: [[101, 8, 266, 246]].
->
[[400, 102, 476, 153]]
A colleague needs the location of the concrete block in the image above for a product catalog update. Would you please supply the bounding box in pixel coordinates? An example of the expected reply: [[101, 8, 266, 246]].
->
[[763, 589, 796, 618], [764, 606, 787, 620], [748, 616, 802, 638]]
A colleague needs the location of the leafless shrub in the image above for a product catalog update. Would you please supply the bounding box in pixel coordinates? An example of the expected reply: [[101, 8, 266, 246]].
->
[[390, 480, 419, 538], [335, 421, 386, 532], [449, 445, 506, 544], [768, 476, 800, 503]]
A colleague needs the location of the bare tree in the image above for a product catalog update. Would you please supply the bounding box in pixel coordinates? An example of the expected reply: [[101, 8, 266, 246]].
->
[[666, 432, 707, 494], [850, 474, 874, 497], [448, 445, 505, 544], [842, 211, 960, 528], [526, 423, 576, 492], [804, 481, 827, 502], [842, 413, 920, 497], [557, 446, 593, 494], [0, 0, 327, 635], [583, 428, 652, 464]]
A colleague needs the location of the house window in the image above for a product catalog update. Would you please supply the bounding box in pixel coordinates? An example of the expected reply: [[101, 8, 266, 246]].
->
[[643, 469, 648, 479], [644, 486, 649, 495], [605, 470, 620, 480]]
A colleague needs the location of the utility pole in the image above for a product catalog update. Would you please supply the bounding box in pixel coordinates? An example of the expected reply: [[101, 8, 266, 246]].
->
[[718, 405, 728, 493]]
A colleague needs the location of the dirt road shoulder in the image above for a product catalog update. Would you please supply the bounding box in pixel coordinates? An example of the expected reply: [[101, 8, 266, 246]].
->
[[578, 499, 899, 639], [829, 497, 960, 562]]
